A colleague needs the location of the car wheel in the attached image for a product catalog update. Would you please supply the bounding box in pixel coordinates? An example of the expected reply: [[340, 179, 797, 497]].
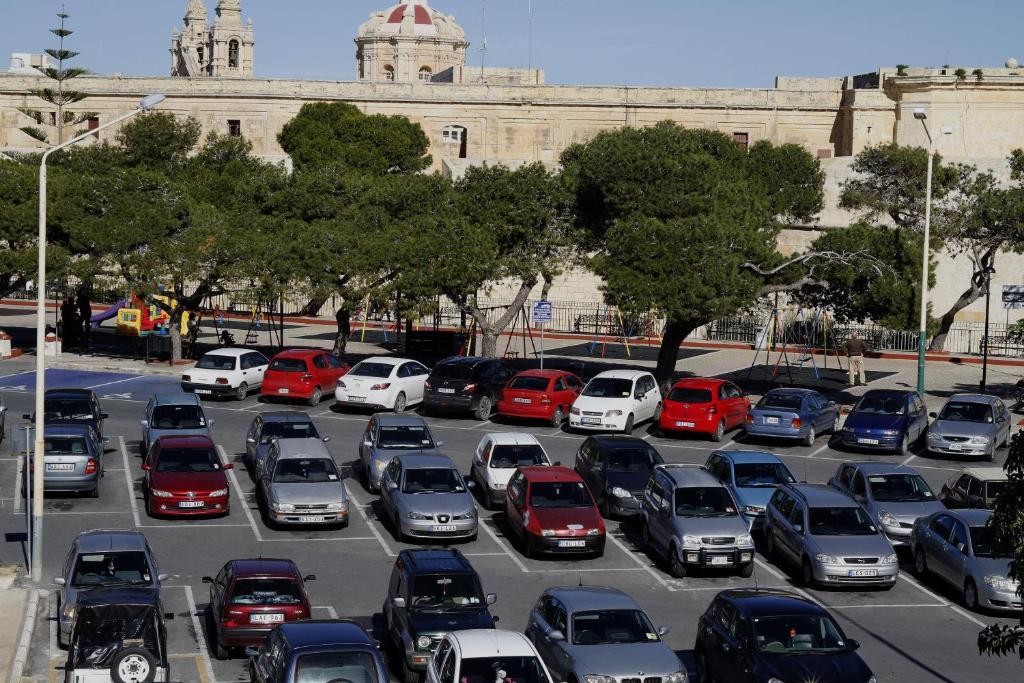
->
[[711, 420, 725, 442], [914, 548, 929, 577], [549, 406, 564, 428], [307, 387, 322, 407], [668, 544, 687, 578], [897, 434, 909, 456], [234, 382, 248, 401], [696, 647, 713, 683], [739, 562, 754, 578], [987, 448, 996, 462], [622, 414, 634, 435], [86, 485, 99, 499], [474, 395, 493, 421], [802, 427, 815, 448], [765, 529, 777, 558], [110, 645, 157, 683], [800, 557, 815, 587], [249, 660, 258, 683], [393, 392, 407, 413], [964, 579, 979, 611]]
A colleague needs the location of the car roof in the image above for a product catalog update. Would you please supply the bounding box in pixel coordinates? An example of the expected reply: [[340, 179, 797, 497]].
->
[[789, 483, 857, 506], [513, 369, 570, 380], [720, 589, 827, 618], [76, 529, 148, 553], [655, 464, 720, 487], [451, 630, 535, 658], [762, 387, 816, 396], [945, 393, 999, 404], [485, 432, 542, 446], [353, 356, 405, 367], [374, 413, 429, 427], [400, 548, 474, 574], [279, 620, 375, 649], [671, 377, 725, 389], [200, 348, 256, 358], [590, 369, 648, 380], [715, 450, 784, 465], [861, 389, 915, 398], [275, 438, 331, 459], [844, 461, 920, 476], [960, 467, 1008, 481], [259, 411, 315, 423], [228, 558, 300, 577], [520, 465, 582, 483], [154, 434, 215, 448], [152, 392, 201, 406], [45, 388, 95, 398], [396, 453, 456, 469], [948, 508, 992, 526], [44, 424, 93, 436], [587, 435, 654, 449], [546, 586, 639, 613], [272, 349, 323, 359]]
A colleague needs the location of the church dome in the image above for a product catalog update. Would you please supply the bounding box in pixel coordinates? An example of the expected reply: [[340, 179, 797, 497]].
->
[[358, 0, 466, 42]]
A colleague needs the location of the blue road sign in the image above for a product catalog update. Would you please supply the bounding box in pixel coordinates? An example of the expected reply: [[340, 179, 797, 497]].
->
[[532, 301, 553, 324]]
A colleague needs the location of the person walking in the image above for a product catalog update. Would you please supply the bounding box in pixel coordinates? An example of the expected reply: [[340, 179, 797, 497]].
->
[[843, 330, 869, 386], [76, 290, 92, 354], [60, 297, 79, 348]]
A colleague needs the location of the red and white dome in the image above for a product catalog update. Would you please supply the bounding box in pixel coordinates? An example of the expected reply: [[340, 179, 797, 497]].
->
[[358, 0, 465, 41]]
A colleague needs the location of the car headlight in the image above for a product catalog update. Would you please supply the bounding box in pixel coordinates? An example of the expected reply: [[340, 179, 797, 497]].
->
[[984, 575, 1017, 591], [326, 501, 347, 512], [881, 553, 898, 564], [406, 512, 431, 520], [882, 429, 898, 436], [453, 509, 477, 520], [150, 489, 173, 498], [610, 486, 631, 499], [570, 406, 580, 415], [742, 505, 765, 515], [736, 534, 754, 546], [375, 460, 388, 474], [682, 535, 702, 547], [970, 436, 991, 445], [541, 529, 555, 537], [338, 380, 347, 389], [273, 502, 295, 513], [209, 488, 228, 497], [664, 673, 687, 683], [606, 410, 623, 417], [877, 510, 899, 527], [815, 553, 839, 564], [416, 635, 432, 650], [584, 676, 617, 683], [587, 528, 601, 536]]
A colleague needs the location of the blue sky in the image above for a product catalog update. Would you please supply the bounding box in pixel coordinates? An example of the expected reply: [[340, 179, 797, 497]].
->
[[3, 0, 1023, 87]]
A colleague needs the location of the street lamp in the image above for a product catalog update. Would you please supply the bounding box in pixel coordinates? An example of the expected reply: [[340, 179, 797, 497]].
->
[[980, 263, 996, 394], [31, 93, 165, 581]]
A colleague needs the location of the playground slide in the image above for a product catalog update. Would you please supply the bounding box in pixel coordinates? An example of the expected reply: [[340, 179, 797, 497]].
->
[[90, 299, 127, 327]]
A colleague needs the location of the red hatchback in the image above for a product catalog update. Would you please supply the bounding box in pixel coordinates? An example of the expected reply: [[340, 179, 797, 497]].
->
[[203, 558, 314, 659], [143, 435, 231, 518], [497, 370, 584, 426], [504, 466, 605, 558], [658, 378, 750, 441], [260, 349, 349, 406]]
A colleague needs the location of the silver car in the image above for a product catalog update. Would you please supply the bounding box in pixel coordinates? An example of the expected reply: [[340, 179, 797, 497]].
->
[[379, 454, 478, 542], [140, 393, 214, 453], [244, 411, 327, 479], [526, 586, 686, 683], [927, 394, 1012, 461], [54, 529, 167, 646], [639, 465, 755, 578], [358, 413, 443, 492], [911, 508, 1022, 612], [764, 484, 898, 589], [257, 438, 349, 527], [828, 461, 944, 546]]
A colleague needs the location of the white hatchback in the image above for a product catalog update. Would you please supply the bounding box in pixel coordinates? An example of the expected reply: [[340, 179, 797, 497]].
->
[[470, 432, 552, 508], [334, 356, 430, 412], [181, 348, 269, 401], [426, 630, 554, 683], [569, 369, 662, 433]]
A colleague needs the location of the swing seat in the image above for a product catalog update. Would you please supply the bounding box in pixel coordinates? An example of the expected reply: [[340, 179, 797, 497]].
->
[[503, 351, 519, 360]]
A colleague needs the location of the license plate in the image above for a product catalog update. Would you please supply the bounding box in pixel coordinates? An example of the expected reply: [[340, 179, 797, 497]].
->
[[848, 569, 878, 577], [857, 438, 879, 445], [581, 417, 601, 425], [438, 388, 455, 394], [178, 501, 205, 508], [558, 539, 586, 548], [675, 421, 695, 428], [195, 389, 212, 395], [277, 388, 290, 394], [348, 396, 366, 403], [710, 556, 730, 565], [250, 613, 284, 624], [766, 416, 780, 424], [299, 515, 326, 523], [433, 525, 457, 532], [46, 463, 74, 471], [513, 397, 532, 404], [948, 443, 963, 451]]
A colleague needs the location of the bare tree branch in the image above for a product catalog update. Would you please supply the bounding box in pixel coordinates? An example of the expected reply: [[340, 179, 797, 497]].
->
[[741, 249, 894, 279]]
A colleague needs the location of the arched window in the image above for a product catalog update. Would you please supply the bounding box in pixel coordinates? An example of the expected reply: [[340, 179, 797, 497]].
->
[[383, 65, 395, 81], [196, 46, 204, 64], [418, 67, 432, 82], [228, 40, 240, 68], [442, 125, 468, 159]]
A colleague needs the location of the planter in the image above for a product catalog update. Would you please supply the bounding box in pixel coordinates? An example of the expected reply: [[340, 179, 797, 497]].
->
[[44, 333, 62, 357]]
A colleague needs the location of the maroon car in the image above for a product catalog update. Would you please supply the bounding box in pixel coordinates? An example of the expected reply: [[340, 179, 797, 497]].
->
[[143, 435, 231, 518], [203, 558, 315, 659]]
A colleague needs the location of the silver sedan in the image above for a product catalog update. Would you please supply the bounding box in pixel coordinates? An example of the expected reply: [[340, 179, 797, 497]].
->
[[927, 394, 1012, 461], [379, 454, 478, 542]]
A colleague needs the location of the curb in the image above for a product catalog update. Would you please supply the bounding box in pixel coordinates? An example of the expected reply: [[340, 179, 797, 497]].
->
[[46, 360, 187, 377]]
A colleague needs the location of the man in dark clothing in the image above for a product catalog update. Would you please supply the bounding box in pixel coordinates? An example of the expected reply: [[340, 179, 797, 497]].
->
[[76, 291, 92, 354], [842, 331, 868, 386], [334, 307, 351, 357], [60, 298, 79, 348]]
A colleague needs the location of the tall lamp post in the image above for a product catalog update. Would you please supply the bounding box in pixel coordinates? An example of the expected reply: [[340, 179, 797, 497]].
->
[[32, 93, 165, 581], [980, 263, 996, 394]]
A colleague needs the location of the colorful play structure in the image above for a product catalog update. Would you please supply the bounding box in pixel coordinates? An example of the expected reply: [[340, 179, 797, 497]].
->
[[94, 293, 191, 337]]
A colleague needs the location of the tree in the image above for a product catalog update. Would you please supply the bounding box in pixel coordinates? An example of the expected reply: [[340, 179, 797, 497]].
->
[[0, 159, 39, 297]]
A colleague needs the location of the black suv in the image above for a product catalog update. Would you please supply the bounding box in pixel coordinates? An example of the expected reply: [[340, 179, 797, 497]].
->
[[694, 589, 873, 683], [422, 356, 514, 420], [27, 388, 107, 439], [575, 435, 664, 518], [382, 549, 497, 683]]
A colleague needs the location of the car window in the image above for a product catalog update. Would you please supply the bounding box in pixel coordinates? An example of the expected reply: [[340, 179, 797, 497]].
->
[[196, 354, 236, 371], [249, 352, 268, 367], [852, 472, 867, 498], [325, 354, 344, 369], [571, 609, 660, 645], [787, 501, 804, 528], [590, 446, 604, 469], [929, 514, 954, 539], [433, 364, 473, 381], [968, 477, 985, 499], [151, 404, 205, 429], [530, 481, 593, 508], [606, 447, 661, 473], [853, 394, 905, 415], [377, 425, 434, 449], [402, 467, 465, 494], [270, 357, 307, 373], [675, 487, 737, 517], [867, 473, 936, 502], [554, 378, 567, 392], [753, 615, 847, 653], [551, 605, 567, 633], [71, 551, 152, 587], [985, 480, 1006, 500], [155, 447, 220, 473], [508, 375, 549, 391], [566, 375, 583, 390], [938, 401, 993, 423], [758, 393, 803, 411], [733, 462, 795, 487], [312, 355, 328, 370], [229, 578, 303, 605], [45, 436, 89, 455], [955, 474, 972, 492], [646, 477, 665, 508], [718, 385, 729, 401], [295, 652, 379, 683], [773, 491, 795, 519], [540, 596, 559, 626], [261, 420, 319, 442], [809, 506, 876, 535], [489, 444, 547, 468], [273, 458, 339, 483], [949, 521, 969, 551], [350, 362, 394, 378], [582, 377, 634, 398], [726, 384, 743, 399], [411, 574, 483, 608], [715, 601, 736, 633], [837, 465, 855, 489]]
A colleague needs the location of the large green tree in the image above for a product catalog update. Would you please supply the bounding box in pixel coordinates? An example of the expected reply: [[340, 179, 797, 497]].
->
[[0, 159, 40, 297]]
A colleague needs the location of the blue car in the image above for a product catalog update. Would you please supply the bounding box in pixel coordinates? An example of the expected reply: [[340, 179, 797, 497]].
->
[[840, 389, 928, 455], [705, 450, 797, 530], [745, 388, 840, 446], [246, 620, 389, 683]]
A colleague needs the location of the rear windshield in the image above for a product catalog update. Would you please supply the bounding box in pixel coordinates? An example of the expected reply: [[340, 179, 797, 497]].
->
[[45, 437, 89, 455], [378, 425, 434, 449], [269, 357, 308, 373], [668, 387, 712, 403], [155, 447, 220, 473], [675, 487, 737, 517], [295, 652, 379, 683], [507, 376, 550, 391], [72, 551, 152, 588], [582, 378, 633, 398], [260, 420, 319, 443], [808, 506, 876, 535], [529, 481, 592, 508], [458, 657, 547, 683], [44, 398, 93, 420], [432, 364, 474, 381], [349, 362, 394, 379], [403, 468, 465, 494], [196, 354, 236, 371], [606, 447, 661, 472], [758, 394, 803, 411], [489, 444, 547, 468], [151, 405, 205, 429], [230, 578, 302, 605], [937, 401, 993, 423], [273, 458, 339, 483]]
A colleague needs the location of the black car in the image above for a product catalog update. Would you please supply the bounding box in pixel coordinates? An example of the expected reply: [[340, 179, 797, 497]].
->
[[246, 620, 389, 683], [383, 549, 497, 683], [574, 435, 664, 517], [26, 388, 107, 440], [422, 356, 514, 420], [695, 589, 874, 683]]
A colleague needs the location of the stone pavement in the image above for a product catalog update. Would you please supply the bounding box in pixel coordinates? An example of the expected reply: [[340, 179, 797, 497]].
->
[[0, 565, 30, 683]]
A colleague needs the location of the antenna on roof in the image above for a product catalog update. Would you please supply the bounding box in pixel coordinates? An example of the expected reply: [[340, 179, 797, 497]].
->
[[578, 570, 583, 587]]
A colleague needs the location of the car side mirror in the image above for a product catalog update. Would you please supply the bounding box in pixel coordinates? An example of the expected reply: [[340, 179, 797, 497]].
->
[[208, 418, 215, 427], [157, 573, 169, 582], [246, 437, 256, 445], [485, 593, 497, 605], [322, 436, 331, 443], [847, 638, 860, 651], [141, 463, 150, 472], [854, 494, 866, 504], [387, 481, 398, 491], [223, 463, 233, 470], [54, 577, 65, 586], [102, 438, 111, 445], [244, 646, 260, 658], [465, 480, 475, 489], [658, 625, 670, 636], [929, 412, 938, 418], [140, 420, 148, 428], [548, 629, 565, 641], [957, 542, 967, 554], [201, 576, 213, 584], [100, 413, 109, 419], [391, 597, 406, 609], [362, 439, 372, 448], [793, 524, 804, 534], [303, 574, 316, 582], [492, 615, 500, 623], [436, 440, 445, 447]]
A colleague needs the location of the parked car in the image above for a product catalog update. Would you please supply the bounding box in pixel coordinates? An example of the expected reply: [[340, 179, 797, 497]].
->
[[764, 484, 898, 588], [704, 450, 797, 530], [496, 369, 584, 426], [526, 586, 685, 683], [574, 435, 664, 517], [140, 393, 214, 454], [143, 435, 232, 518], [926, 394, 1012, 461], [827, 461, 943, 546], [426, 630, 554, 683], [204, 559, 315, 660], [181, 348, 269, 401], [569, 369, 662, 434], [838, 389, 928, 455], [470, 432, 551, 508], [380, 454, 478, 542], [256, 438, 348, 527], [28, 424, 105, 498], [694, 589, 874, 683], [383, 549, 497, 683], [639, 464, 755, 578], [939, 467, 1008, 509], [744, 387, 840, 446], [358, 413, 443, 493], [911, 508, 1021, 611], [261, 349, 350, 406], [504, 466, 606, 558], [55, 529, 167, 647], [246, 620, 389, 683], [422, 356, 514, 420], [657, 378, 748, 441], [334, 356, 430, 413], [244, 411, 327, 478], [27, 388, 107, 439]]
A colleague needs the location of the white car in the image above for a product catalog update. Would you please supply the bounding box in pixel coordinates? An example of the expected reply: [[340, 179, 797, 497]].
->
[[426, 630, 555, 683], [569, 369, 662, 433], [181, 348, 269, 401], [334, 356, 430, 412], [470, 432, 552, 508]]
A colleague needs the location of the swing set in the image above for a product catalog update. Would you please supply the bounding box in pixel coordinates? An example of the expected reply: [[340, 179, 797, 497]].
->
[[746, 300, 845, 384]]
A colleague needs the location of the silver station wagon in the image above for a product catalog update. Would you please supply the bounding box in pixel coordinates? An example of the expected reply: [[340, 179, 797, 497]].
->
[[257, 438, 349, 527], [927, 394, 1012, 461]]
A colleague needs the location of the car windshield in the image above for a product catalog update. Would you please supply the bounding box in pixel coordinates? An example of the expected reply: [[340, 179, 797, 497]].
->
[[937, 401, 993, 423], [458, 657, 548, 683], [675, 487, 737, 517], [853, 395, 905, 415], [753, 615, 849, 654], [229, 578, 303, 605], [155, 447, 219, 473], [196, 354, 236, 370], [410, 574, 483, 610], [490, 444, 547, 468], [44, 398, 92, 420], [71, 551, 152, 588], [377, 425, 434, 449], [151, 404, 205, 430], [45, 436, 89, 455], [969, 526, 1013, 558], [809, 506, 876, 535], [403, 467, 464, 494], [529, 481, 592, 508], [433, 364, 473, 380], [758, 394, 803, 411], [668, 387, 712, 403], [606, 447, 660, 473], [349, 361, 394, 378], [867, 474, 936, 502], [571, 609, 659, 645], [733, 462, 796, 487], [582, 378, 633, 398], [273, 458, 339, 484], [261, 420, 319, 443], [295, 652, 379, 683], [269, 357, 307, 372], [507, 375, 550, 391]]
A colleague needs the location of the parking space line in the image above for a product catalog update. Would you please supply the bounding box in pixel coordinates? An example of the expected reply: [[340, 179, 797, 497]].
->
[[48, 590, 57, 662], [539, 567, 644, 573], [462, 552, 509, 556], [118, 436, 142, 527], [313, 605, 340, 619], [343, 480, 395, 557], [85, 375, 142, 390], [900, 452, 917, 466], [261, 535, 378, 542], [769, 449, 959, 472], [545, 427, 564, 437], [183, 585, 218, 683], [14, 453, 23, 513], [219, 445, 264, 542], [808, 444, 830, 458], [605, 531, 676, 591], [16, 510, 131, 516], [719, 439, 736, 450], [898, 571, 987, 627], [478, 519, 529, 574], [827, 603, 945, 610], [753, 558, 815, 601], [138, 523, 252, 529]]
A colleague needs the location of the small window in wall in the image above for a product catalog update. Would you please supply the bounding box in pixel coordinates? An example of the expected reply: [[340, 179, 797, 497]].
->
[[383, 65, 395, 81], [197, 46, 204, 64], [418, 67, 432, 82], [49, 111, 57, 126], [442, 125, 468, 159], [733, 132, 749, 151], [228, 40, 240, 68], [88, 116, 99, 139], [227, 119, 241, 137]]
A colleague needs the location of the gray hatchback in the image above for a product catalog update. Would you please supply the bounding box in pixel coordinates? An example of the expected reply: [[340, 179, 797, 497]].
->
[[140, 393, 214, 453], [32, 424, 105, 497], [927, 394, 1012, 461], [379, 454, 478, 542], [358, 413, 443, 492]]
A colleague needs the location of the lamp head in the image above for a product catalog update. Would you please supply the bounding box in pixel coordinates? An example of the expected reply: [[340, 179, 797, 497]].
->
[[138, 94, 166, 111], [913, 108, 927, 120]]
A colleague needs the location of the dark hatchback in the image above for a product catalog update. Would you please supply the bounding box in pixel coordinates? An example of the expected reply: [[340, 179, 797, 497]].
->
[[246, 620, 388, 683], [695, 589, 874, 683], [839, 389, 928, 455], [422, 356, 514, 420], [27, 388, 107, 439], [574, 435, 665, 517]]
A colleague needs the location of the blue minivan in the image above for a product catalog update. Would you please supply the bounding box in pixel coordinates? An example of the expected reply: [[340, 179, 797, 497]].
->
[[704, 450, 797, 530], [840, 389, 928, 455]]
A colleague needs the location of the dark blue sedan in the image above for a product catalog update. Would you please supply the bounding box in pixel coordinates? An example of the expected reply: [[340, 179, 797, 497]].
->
[[745, 388, 839, 446], [246, 620, 388, 683], [840, 389, 929, 455]]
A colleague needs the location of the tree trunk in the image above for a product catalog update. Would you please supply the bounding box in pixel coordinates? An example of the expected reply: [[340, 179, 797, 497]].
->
[[463, 278, 536, 358], [654, 318, 699, 388], [929, 250, 994, 352], [302, 297, 326, 317], [480, 329, 500, 358], [168, 312, 183, 364]]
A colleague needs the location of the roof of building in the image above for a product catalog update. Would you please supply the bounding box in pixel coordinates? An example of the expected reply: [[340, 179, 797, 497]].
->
[[359, 0, 467, 42]]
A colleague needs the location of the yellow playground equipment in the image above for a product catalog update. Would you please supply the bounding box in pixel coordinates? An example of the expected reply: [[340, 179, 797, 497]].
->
[[116, 293, 190, 336]]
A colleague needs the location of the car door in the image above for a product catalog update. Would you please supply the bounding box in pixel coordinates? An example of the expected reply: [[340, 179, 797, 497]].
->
[[506, 472, 528, 537], [527, 596, 560, 675], [380, 458, 402, 517], [704, 599, 739, 675], [399, 363, 423, 403], [829, 463, 856, 494], [966, 476, 987, 509], [473, 436, 493, 485], [722, 383, 744, 428], [545, 602, 573, 680], [648, 474, 674, 551], [259, 442, 280, 497], [911, 394, 927, 440], [994, 401, 1010, 448], [850, 470, 869, 507], [770, 492, 798, 562], [644, 375, 661, 419], [943, 519, 971, 587], [359, 417, 377, 469], [923, 514, 955, 584], [947, 474, 971, 508]]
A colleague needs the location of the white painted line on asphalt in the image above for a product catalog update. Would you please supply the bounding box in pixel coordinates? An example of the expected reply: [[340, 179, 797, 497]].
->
[[15, 510, 130, 516], [719, 439, 736, 450], [898, 571, 987, 628], [183, 585, 218, 683], [808, 444, 830, 458], [9, 588, 41, 683], [545, 427, 565, 437], [0, 370, 33, 381], [220, 445, 264, 542], [313, 605, 340, 619], [462, 552, 510, 556], [478, 519, 529, 574], [139, 523, 253, 529], [753, 558, 815, 601], [540, 567, 644, 573], [86, 375, 143, 390], [605, 531, 676, 591], [47, 590, 57, 662], [119, 436, 142, 528], [769, 449, 959, 472], [344, 480, 395, 557], [827, 603, 946, 610], [900, 452, 918, 466], [470, 420, 492, 429], [13, 454, 23, 513], [261, 535, 378, 542]]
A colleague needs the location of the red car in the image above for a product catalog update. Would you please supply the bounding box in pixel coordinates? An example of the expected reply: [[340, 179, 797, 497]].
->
[[504, 466, 605, 558], [497, 369, 584, 426], [203, 558, 314, 659], [143, 435, 231, 517], [658, 378, 750, 441], [260, 349, 349, 406]]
